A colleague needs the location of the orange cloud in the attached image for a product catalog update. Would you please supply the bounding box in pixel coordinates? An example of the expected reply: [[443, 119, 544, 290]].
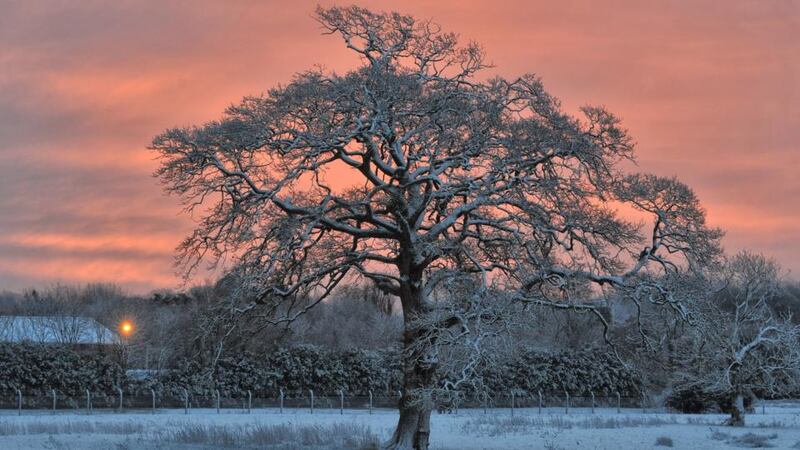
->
[[0, 0, 797, 292]]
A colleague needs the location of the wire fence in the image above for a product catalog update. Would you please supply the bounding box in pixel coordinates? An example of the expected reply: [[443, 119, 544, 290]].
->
[[0, 388, 670, 415]]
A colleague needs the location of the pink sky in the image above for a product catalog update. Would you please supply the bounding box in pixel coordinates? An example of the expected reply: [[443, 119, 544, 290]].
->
[[0, 1, 797, 293]]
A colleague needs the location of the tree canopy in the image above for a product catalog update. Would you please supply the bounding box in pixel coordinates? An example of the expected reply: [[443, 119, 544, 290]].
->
[[152, 6, 724, 449]]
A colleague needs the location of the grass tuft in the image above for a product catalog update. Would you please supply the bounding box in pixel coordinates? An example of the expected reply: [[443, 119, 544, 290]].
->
[[710, 430, 777, 448], [729, 432, 777, 448], [655, 436, 674, 447], [161, 422, 379, 449]]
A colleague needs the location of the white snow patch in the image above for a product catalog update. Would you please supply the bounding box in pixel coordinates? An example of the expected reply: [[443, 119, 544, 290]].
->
[[0, 406, 799, 449]]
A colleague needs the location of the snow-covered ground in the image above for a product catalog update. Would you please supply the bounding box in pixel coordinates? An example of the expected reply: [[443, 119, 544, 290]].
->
[[1, 405, 800, 449]]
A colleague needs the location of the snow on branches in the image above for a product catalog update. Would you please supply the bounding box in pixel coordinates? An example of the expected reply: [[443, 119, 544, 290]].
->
[[152, 6, 724, 449]]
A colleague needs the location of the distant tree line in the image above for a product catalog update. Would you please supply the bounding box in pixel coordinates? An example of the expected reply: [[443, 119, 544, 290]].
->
[[0, 267, 798, 421]]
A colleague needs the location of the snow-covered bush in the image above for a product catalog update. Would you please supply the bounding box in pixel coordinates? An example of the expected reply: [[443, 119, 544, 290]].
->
[[151, 346, 638, 398], [476, 349, 641, 397], [0, 343, 640, 401], [151, 346, 403, 397], [664, 384, 756, 414], [0, 343, 123, 395]]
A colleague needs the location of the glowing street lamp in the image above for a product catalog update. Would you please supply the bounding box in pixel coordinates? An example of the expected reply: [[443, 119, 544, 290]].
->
[[118, 320, 135, 369], [119, 320, 134, 337]]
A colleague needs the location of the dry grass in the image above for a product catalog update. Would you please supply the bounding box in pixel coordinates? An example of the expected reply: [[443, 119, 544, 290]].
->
[[0, 418, 378, 449], [730, 432, 778, 448], [0, 419, 147, 435], [160, 422, 379, 449], [710, 430, 778, 448], [460, 414, 711, 436]]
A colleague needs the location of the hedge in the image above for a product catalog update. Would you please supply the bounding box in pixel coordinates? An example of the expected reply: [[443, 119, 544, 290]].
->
[[0, 343, 641, 399], [151, 346, 640, 398], [0, 343, 123, 396]]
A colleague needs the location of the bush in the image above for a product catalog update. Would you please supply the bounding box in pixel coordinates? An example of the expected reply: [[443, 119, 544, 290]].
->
[[664, 385, 712, 413], [665, 384, 755, 414], [0, 343, 642, 400], [655, 436, 674, 447], [0, 343, 123, 396], [156, 346, 639, 398], [477, 349, 641, 397], [733, 433, 776, 448], [152, 346, 403, 397]]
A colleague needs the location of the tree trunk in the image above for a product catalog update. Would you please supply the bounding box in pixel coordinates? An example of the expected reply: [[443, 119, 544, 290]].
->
[[385, 399, 432, 450], [384, 263, 436, 450], [384, 321, 436, 449], [728, 390, 745, 427]]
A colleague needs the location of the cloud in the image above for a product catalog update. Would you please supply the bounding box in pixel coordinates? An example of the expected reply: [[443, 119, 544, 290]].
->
[[0, 0, 797, 292]]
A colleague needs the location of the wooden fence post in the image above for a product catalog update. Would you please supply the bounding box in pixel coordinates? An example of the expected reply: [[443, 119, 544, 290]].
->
[[117, 387, 123, 412], [538, 390, 543, 414]]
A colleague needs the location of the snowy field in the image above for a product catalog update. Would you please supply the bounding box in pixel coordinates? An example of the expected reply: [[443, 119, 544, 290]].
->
[[1, 404, 800, 449]]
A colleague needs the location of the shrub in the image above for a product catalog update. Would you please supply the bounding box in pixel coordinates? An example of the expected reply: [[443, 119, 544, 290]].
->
[[729, 432, 777, 448], [476, 349, 641, 397], [655, 436, 674, 447], [150, 346, 403, 398], [0, 343, 642, 400], [665, 384, 755, 414], [0, 343, 123, 396]]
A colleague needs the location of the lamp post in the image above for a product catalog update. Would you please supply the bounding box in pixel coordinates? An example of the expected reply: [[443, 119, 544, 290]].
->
[[118, 320, 134, 368]]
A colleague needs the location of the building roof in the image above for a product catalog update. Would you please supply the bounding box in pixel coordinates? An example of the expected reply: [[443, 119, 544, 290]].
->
[[0, 316, 119, 345]]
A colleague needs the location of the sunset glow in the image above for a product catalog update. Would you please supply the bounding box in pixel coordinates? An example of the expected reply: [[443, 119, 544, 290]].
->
[[0, 1, 797, 293]]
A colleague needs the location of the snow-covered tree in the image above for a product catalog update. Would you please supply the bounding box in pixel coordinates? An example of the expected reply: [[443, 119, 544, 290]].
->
[[675, 252, 800, 426], [151, 6, 722, 449]]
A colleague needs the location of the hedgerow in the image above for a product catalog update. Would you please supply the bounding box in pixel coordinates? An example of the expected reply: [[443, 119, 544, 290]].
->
[[0, 343, 640, 399], [0, 343, 123, 395]]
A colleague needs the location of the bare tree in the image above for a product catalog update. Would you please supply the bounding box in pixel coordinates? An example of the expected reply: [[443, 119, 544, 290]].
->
[[151, 6, 722, 449], [675, 252, 800, 426], [291, 286, 402, 350], [24, 285, 91, 344]]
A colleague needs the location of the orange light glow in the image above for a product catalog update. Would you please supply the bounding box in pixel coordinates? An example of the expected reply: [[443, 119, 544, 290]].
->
[[120, 321, 134, 336]]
